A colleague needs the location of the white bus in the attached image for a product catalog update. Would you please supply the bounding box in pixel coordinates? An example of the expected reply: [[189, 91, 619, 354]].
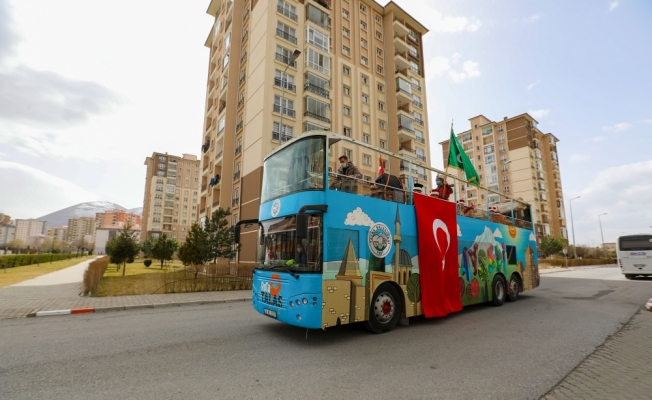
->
[[616, 234, 652, 279]]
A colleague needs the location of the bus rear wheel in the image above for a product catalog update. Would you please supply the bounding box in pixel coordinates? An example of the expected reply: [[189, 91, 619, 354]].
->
[[363, 283, 401, 334], [625, 274, 635, 280], [490, 275, 506, 307], [507, 275, 520, 302]]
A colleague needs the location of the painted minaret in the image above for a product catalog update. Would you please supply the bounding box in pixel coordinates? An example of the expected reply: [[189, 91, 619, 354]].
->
[[393, 205, 402, 282]]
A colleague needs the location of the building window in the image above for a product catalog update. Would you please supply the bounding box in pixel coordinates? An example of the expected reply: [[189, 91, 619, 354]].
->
[[342, 9, 349, 19], [363, 154, 371, 165], [342, 46, 350, 56], [273, 122, 293, 140], [360, 4, 366, 12], [377, 83, 384, 92], [306, 48, 330, 75], [375, 31, 382, 40], [343, 66, 350, 75], [307, 4, 330, 29], [362, 114, 369, 123], [361, 56, 368, 66], [375, 14, 381, 23], [361, 75, 368, 84], [361, 38, 367, 48], [273, 95, 295, 117], [380, 140, 386, 149], [342, 28, 350, 37], [343, 106, 351, 115], [498, 126, 504, 133], [223, 52, 229, 70], [305, 97, 330, 122], [376, 65, 383, 74], [343, 85, 350, 95], [274, 70, 295, 91], [379, 120, 385, 130], [363, 134, 369, 143], [306, 25, 330, 52], [344, 149, 352, 159], [364, 175, 372, 183], [362, 94, 368, 103], [360, 21, 367, 30], [343, 127, 351, 137], [376, 48, 383, 57], [378, 102, 384, 111]]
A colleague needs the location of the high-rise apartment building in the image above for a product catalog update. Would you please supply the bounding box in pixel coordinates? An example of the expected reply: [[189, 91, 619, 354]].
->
[[66, 217, 96, 245], [96, 210, 142, 230], [0, 223, 16, 248], [440, 114, 567, 248], [200, 0, 430, 261], [141, 152, 201, 243], [47, 226, 68, 242], [14, 219, 47, 243], [0, 213, 11, 224]]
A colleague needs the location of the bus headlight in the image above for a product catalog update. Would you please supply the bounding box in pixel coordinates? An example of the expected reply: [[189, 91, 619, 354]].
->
[[302, 298, 308, 305]]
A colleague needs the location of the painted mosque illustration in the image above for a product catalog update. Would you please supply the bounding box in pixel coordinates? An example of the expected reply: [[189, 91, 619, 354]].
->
[[322, 207, 421, 328]]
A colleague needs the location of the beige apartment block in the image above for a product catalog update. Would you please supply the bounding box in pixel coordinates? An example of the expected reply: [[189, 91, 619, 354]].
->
[[0, 213, 11, 224], [141, 152, 201, 244], [0, 223, 16, 248], [14, 219, 47, 243], [66, 217, 96, 245], [200, 0, 431, 262], [440, 113, 567, 249], [47, 226, 68, 242], [96, 210, 142, 230]]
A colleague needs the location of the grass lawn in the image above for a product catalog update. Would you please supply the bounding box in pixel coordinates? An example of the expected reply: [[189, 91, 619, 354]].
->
[[94, 259, 184, 297], [0, 256, 94, 288]]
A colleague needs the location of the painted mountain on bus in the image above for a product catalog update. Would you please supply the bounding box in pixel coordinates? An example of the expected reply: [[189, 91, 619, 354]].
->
[[37, 201, 140, 228]]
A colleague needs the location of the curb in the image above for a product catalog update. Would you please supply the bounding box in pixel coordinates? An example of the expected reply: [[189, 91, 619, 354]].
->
[[646, 299, 652, 311], [28, 297, 252, 317]]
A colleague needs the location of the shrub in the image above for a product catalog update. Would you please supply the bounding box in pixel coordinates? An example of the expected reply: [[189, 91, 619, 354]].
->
[[0, 253, 75, 269], [144, 259, 152, 267], [83, 256, 109, 295]]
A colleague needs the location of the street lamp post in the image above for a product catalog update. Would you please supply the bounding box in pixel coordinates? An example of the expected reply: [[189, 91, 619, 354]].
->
[[569, 196, 580, 259], [278, 49, 301, 144], [598, 213, 607, 259]]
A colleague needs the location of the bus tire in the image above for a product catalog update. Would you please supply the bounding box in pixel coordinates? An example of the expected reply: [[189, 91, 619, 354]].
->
[[507, 274, 520, 303], [363, 283, 402, 334], [490, 275, 506, 307], [625, 274, 635, 280]]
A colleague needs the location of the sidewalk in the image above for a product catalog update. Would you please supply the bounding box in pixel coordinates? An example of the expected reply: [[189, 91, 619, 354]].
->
[[539, 264, 611, 275], [540, 309, 652, 400], [0, 258, 251, 320]]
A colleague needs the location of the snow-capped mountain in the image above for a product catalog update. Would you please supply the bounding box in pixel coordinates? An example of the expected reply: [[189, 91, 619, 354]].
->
[[127, 207, 143, 216], [38, 201, 129, 228], [474, 226, 500, 247]]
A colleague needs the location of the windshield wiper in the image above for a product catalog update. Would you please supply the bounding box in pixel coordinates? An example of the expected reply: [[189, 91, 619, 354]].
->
[[258, 265, 299, 279]]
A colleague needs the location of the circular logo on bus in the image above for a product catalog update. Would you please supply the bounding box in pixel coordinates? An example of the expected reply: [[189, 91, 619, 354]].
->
[[271, 199, 281, 217], [368, 222, 392, 258]]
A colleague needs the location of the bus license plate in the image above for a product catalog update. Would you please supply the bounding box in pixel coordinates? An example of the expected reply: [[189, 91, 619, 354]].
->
[[634, 264, 646, 267], [264, 308, 277, 318]]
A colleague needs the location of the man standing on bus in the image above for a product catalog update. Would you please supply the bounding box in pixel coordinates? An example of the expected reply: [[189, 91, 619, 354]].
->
[[330, 155, 362, 192]]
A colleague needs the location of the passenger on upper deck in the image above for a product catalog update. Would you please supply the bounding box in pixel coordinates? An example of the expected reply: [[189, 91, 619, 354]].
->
[[430, 176, 453, 200], [329, 155, 362, 192]]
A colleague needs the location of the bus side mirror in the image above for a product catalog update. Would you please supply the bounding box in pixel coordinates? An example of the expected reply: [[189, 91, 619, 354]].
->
[[234, 225, 241, 244], [296, 213, 309, 240]]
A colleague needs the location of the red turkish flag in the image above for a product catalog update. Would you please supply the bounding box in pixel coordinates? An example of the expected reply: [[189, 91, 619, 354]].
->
[[413, 194, 463, 317], [378, 156, 384, 176]]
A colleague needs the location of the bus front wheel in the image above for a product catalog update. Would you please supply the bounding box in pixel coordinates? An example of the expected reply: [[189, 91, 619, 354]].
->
[[625, 274, 635, 280], [363, 283, 402, 334], [490, 276, 506, 307]]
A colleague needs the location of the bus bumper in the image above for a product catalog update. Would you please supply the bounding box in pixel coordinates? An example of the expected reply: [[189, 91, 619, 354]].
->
[[252, 270, 322, 329]]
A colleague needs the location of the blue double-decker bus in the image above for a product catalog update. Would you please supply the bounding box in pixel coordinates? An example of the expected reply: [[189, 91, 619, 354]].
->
[[235, 132, 539, 333]]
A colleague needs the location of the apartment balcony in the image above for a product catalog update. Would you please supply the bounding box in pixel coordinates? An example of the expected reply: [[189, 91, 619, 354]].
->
[[274, 77, 296, 93], [200, 208, 206, 215], [315, 0, 331, 10], [398, 123, 416, 143], [417, 155, 426, 162], [399, 146, 417, 159], [212, 200, 220, 209], [240, 51, 247, 64], [277, 4, 298, 21], [215, 150, 223, 164], [201, 183, 208, 193], [233, 171, 240, 181], [218, 101, 226, 115], [304, 82, 328, 98], [239, 75, 246, 86], [231, 197, 240, 207], [273, 104, 296, 118], [412, 99, 422, 109], [236, 120, 243, 131], [272, 131, 293, 142], [414, 118, 424, 126], [234, 145, 242, 156], [394, 50, 410, 70], [237, 96, 245, 109], [393, 18, 409, 37], [242, 9, 250, 22], [407, 32, 419, 44], [276, 29, 297, 45], [394, 34, 409, 53], [395, 86, 412, 105], [304, 111, 330, 124], [275, 52, 297, 68], [411, 82, 421, 92], [242, 30, 248, 43], [414, 136, 425, 144]]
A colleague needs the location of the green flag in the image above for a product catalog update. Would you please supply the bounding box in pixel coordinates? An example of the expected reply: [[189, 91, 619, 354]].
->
[[447, 125, 480, 186]]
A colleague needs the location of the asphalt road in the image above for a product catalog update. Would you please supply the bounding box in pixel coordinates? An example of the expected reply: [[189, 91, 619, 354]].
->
[[1, 266, 650, 400]]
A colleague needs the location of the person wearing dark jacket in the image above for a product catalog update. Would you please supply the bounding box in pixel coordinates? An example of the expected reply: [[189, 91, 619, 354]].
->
[[330, 155, 362, 192]]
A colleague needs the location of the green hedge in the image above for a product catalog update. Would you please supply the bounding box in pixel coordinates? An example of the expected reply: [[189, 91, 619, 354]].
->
[[539, 258, 616, 268], [0, 253, 78, 268]]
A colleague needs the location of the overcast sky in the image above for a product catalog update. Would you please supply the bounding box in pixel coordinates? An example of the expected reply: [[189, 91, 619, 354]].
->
[[0, 0, 650, 246]]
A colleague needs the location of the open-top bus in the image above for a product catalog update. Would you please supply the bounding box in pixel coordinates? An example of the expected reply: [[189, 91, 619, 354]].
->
[[616, 234, 652, 279], [235, 131, 539, 333]]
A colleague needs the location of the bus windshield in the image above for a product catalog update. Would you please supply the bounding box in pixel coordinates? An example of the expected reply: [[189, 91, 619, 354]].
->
[[256, 214, 323, 273], [619, 235, 652, 251], [261, 136, 326, 203]]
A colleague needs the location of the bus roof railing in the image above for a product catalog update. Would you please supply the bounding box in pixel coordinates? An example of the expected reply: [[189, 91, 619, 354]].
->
[[266, 131, 532, 210]]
